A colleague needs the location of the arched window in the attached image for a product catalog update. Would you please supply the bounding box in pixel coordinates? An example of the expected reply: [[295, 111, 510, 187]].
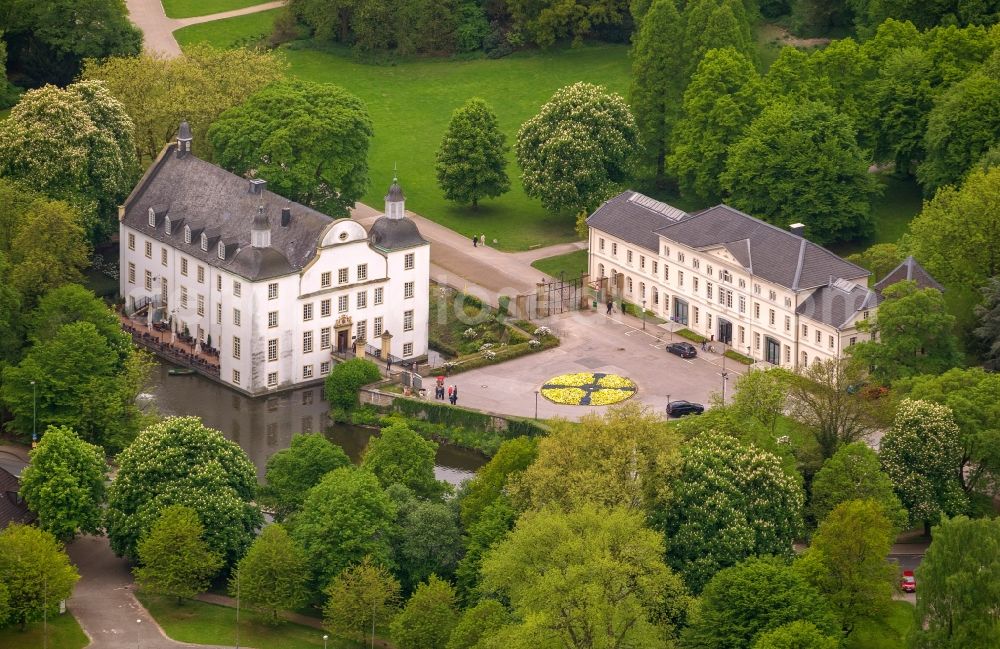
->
[[801, 351, 808, 366], [164, 216, 172, 235], [217, 241, 226, 260], [200, 233, 208, 252], [184, 225, 191, 244], [652, 287, 658, 305], [640, 282, 645, 298], [148, 207, 156, 227]]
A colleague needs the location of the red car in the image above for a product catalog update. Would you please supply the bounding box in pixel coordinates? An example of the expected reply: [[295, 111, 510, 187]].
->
[[900, 570, 916, 593]]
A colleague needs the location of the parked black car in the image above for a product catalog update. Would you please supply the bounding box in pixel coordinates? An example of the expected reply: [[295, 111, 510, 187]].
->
[[666, 400, 705, 417], [666, 342, 697, 358]]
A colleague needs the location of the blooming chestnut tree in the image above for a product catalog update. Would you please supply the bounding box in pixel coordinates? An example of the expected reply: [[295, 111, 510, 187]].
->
[[516, 82, 639, 214]]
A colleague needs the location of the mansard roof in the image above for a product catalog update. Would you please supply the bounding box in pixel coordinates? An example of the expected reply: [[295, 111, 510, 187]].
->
[[874, 256, 945, 294], [121, 142, 334, 281], [797, 279, 881, 330]]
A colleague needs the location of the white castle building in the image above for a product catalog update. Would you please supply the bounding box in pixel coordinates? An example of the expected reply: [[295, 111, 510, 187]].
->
[[119, 122, 429, 395]]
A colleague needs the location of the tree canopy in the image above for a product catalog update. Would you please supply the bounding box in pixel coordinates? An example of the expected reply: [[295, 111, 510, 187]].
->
[[209, 79, 372, 217], [231, 524, 309, 624], [975, 276, 1000, 366], [324, 556, 401, 644], [390, 575, 460, 649], [261, 432, 351, 520], [435, 98, 510, 208], [392, 498, 463, 591], [516, 82, 639, 214], [751, 621, 840, 649], [810, 442, 907, 530], [0, 524, 79, 628], [361, 422, 443, 499], [134, 504, 223, 602], [459, 435, 536, 528], [6, 199, 90, 305], [106, 417, 261, 565]]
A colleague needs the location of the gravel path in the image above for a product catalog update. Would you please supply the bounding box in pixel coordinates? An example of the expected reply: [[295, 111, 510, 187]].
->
[[124, 0, 285, 57]]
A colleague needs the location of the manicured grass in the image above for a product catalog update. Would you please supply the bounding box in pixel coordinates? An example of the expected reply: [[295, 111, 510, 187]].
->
[[163, 0, 273, 18], [137, 592, 363, 649], [531, 249, 588, 280], [831, 174, 924, 257], [846, 601, 915, 649], [174, 8, 280, 48], [177, 14, 631, 250], [0, 611, 89, 649]]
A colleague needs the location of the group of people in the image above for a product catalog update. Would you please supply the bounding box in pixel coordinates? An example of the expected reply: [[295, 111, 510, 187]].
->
[[472, 233, 486, 247], [434, 376, 459, 404]]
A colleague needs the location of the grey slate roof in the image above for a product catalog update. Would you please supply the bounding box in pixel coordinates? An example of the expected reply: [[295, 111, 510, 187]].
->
[[654, 204, 870, 291], [123, 142, 336, 281], [385, 179, 405, 202], [797, 279, 881, 330], [874, 256, 945, 294], [587, 191, 687, 252], [369, 216, 428, 251], [0, 467, 34, 530]]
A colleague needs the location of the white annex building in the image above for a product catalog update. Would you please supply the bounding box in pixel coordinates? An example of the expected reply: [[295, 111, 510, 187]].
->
[[588, 191, 884, 369], [119, 122, 430, 395]]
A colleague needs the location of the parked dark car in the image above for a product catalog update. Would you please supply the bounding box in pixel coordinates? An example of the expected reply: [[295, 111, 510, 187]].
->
[[666, 342, 697, 358], [667, 400, 704, 417]]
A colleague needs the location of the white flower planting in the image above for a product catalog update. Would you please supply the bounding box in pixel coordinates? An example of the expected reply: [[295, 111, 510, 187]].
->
[[462, 328, 478, 339], [533, 326, 552, 337]]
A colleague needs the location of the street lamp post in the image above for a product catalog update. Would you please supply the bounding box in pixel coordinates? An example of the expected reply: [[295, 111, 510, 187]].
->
[[136, 619, 141, 649], [323, 634, 328, 649], [534, 391, 539, 419], [30, 380, 37, 446], [235, 568, 240, 649], [641, 300, 646, 331], [721, 372, 729, 405]]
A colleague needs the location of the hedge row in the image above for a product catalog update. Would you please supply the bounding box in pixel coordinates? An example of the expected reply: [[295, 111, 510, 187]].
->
[[676, 328, 707, 343], [390, 397, 549, 440], [724, 349, 754, 365], [429, 335, 560, 375]]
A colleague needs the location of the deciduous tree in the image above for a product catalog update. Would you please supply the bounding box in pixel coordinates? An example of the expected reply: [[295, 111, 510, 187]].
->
[[505, 0, 630, 47], [880, 400, 967, 534], [480, 505, 691, 648], [7, 199, 89, 305], [729, 367, 788, 434], [324, 357, 381, 412], [851, 281, 961, 383], [291, 467, 395, 590], [810, 443, 907, 530], [454, 497, 516, 603], [660, 432, 804, 592], [458, 435, 536, 528], [435, 98, 510, 208], [323, 556, 401, 643], [751, 621, 840, 649], [393, 499, 463, 590], [446, 599, 510, 649], [209, 80, 372, 216], [390, 575, 460, 649], [913, 515, 1000, 648], [721, 99, 879, 245], [516, 82, 639, 214], [260, 433, 351, 520], [135, 505, 223, 603], [845, 242, 903, 283], [682, 557, 838, 649], [106, 417, 262, 565], [361, 421, 443, 499], [19, 425, 106, 541], [0, 524, 79, 629], [795, 500, 897, 633], [28, 284, 132, 364], [231, 524, 309, 624], [975, 276, 1000, 365], [869, 47, 935, 173]]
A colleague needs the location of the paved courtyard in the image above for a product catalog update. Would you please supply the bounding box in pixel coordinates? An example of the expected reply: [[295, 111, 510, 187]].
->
[[443, 308, 747, 421]]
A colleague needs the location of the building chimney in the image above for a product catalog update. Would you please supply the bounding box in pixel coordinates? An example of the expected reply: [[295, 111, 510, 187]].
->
[[249, 178, 267, 195], [280, 207, 291, 227], [176, 121, 192, 158], [789, 222, 805, 237]]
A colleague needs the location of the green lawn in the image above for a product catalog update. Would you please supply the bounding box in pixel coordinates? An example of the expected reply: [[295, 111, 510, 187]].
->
[[176, 14, 631, 250], [831, 174, 924, 257], [174, 8, 281, 48], [138, 592, 364, 649], [163, 0, 273, 18], [0, 612, 89, 649], [847, 601, 915, 649], [531, 249, 588, 280]]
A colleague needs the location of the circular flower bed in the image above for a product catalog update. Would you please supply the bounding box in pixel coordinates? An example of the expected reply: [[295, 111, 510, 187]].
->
[[541, 372, 636, 406]]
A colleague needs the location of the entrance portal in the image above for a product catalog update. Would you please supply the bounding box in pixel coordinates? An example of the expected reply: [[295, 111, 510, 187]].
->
[[718, 318, 733, 345], [337, 329, 349, 353], [765, 336, 780, 365]]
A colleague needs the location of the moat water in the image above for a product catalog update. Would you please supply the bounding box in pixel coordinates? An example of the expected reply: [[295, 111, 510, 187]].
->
[[142, 360, 485, 486]]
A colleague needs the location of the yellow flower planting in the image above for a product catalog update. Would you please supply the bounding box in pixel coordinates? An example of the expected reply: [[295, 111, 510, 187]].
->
[[541, 372, 636, 405]]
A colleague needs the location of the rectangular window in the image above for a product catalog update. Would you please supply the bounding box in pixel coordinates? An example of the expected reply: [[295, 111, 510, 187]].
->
[[216, 275, 221, 291], [785, 316, 791, 332], [404, 282, 414, 299], [599, 238, 605, 251], [145, 241, 152, 258], [268, 339, 278, 362], [268, 311, 278, 328], [233, 280, 241, 297], [180, 286, 188, 308], [320, 361, 331, 376], [627, 250, 633, 264], [162, 278, 168, 303], [738, 325, 745, 344], [678, 252, 685, 262], [268, 283, 278, 300], [374, 316, 384, 337], [739, 296, 746, 313], [216, 303, 222, 324], [612, 242, 618, 256], [404, 253, 415, 270], [197, 294, 204, 316], [267, 372, 277, 388], [303, 303, 313, 321], [181, 258, 188, 276], [303, 365, 314, 379], [652, 260, 658, 275], [338, 295, 348, 313], [404, 310, 414, 331], [374, 287, 384, 305], [766, 308, 775, 326], [161, 248, 167, 266], [769, 289, 777, 301], [664, 265, 669, 281], [321, 299, 331, 317], [693, 277, 699, 292], [640, 255, 645, 270], [754, 332, 761, 350], [337, 268, 348, 285], [403, 342, 413, 357], [693, 306, 700, 325], [706, 281, 713, 300], [849, 336, 857, 346], [785, 345, 791, 362], [357, 264, 368, 281], [356, 320, 367, 342], [802, 323, 808, 336], [829, 335, 835, 349], [816, 330, 822, 344], [232, 369, 240, 385], [357, 290, 367, 308], [303, 330, 313, 353], [197, 265, 204, 283], [678, 270, 684, 287], [128, 233, 136, 250], [144, 270, 152, 290], [233, 336, 241, 359], [233, 309, 241, 326], [322, 271, 333, 288], [320, 327, 331, 349], [726, 291, 733, 309], [754, 303, 760, 319]]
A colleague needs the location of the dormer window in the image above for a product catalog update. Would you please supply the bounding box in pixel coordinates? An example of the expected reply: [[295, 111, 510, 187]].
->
[[165, 216, 172, 235], [184, 225, 191, 244], [218, 241, 225, 260], [148, 207, 156, 227], [200, 233, 208, 251]]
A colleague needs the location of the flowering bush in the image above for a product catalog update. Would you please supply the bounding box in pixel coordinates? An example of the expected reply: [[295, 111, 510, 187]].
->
[[482, 350, 497, 361], [462, 328, 478, 339], [479, 342, 494, 351], [528, 339, 541, 348], [533, 326, 552, 337]]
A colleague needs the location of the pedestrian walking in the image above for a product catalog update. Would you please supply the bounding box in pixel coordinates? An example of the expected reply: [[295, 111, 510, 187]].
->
[[606, 299, 613, 315], [451, 385, 459, 405], [479, 234, 485, 247], [386, 356, 392, 371], [447, 385, 454, 401], [472, 234, 478, 247]]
